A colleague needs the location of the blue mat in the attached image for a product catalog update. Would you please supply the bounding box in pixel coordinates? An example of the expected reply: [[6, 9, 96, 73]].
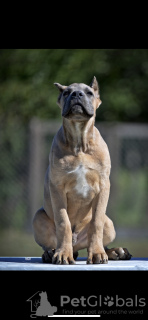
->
[[0, 257, 148, 263], [0, 256, 87, 263]]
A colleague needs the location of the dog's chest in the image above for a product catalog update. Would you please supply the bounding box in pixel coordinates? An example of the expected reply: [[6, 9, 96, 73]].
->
[[69, 165, 90, 197], [67, 163, 99, 198]]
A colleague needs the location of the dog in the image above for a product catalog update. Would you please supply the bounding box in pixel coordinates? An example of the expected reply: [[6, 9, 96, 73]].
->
[[36, 292, 57, 316], [33, 76, 132, 264]]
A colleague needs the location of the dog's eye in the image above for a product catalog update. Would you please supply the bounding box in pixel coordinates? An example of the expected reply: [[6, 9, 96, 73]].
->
[[63, 91, 69, 97], [87, 91, 93, 96]]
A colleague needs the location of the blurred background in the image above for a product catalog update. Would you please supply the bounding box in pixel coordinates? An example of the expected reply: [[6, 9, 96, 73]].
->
[[0, 49, 148, 258]]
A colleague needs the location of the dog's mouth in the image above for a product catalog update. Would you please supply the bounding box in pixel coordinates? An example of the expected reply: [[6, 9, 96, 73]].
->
[[63, 103, 93, 119], [70, 103, 85, 114]]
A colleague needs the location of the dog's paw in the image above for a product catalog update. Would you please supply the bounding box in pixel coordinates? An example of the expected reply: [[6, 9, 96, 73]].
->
[[105, 247, 132, 260], [42, 249, 55, 263], [52, 248, 75, 265], [87, 250, 108, 264], [104, 296, 114, 306]]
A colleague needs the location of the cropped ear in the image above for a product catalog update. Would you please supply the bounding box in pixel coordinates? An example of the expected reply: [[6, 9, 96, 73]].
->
[[54, 82, 67, 92], [89, 76, 102, 108], [54, 82, 67, 107], [89, 76, 99, 93]]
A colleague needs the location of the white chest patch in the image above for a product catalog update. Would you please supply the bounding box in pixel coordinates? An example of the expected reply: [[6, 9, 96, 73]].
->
[[68, 164, 91, 198]]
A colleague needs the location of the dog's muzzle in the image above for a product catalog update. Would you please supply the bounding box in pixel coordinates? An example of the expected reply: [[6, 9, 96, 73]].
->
[[62, 90, 94, 118]]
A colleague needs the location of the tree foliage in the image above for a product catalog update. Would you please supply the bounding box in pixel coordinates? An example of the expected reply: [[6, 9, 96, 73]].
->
[[0, 49, 148, 124]]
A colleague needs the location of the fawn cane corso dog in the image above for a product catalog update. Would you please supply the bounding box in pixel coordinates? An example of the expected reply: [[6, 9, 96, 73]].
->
[[33, 76, 132, 264]]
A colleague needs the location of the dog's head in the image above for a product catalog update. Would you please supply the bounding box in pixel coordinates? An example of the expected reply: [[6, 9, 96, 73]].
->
[[54, 77, 102, 121]]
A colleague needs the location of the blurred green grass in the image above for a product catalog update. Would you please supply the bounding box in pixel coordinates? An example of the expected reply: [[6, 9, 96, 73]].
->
[[0, 228, 147, 258], [114, 169, 148, 227]]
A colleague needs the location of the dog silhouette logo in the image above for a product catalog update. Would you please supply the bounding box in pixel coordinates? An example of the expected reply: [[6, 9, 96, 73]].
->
[[27, 291, 57, 318]]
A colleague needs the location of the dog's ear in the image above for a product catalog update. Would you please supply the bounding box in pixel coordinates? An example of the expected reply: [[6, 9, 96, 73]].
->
[[90, 76, 102, 108], [54, 82, 67, 107], [54, 82, 67, 92], [89, 76, 99, 92]]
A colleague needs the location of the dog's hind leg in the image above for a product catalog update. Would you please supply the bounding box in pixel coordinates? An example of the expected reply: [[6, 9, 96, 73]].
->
[[103, 215, 116, 247], [103, 215, 132, 260], [33, 207, 57, 263]]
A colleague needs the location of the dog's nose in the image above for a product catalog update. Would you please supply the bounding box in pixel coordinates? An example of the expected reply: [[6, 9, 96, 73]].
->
[[71, 90, 84, 98]]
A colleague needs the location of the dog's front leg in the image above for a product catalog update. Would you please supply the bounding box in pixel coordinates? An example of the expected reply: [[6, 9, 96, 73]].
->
[[87, 179, 110, 264], [50, 182, 75, 265]]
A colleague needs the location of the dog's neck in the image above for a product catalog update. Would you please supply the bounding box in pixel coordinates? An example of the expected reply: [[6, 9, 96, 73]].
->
[[63, 117, 95, 155]]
